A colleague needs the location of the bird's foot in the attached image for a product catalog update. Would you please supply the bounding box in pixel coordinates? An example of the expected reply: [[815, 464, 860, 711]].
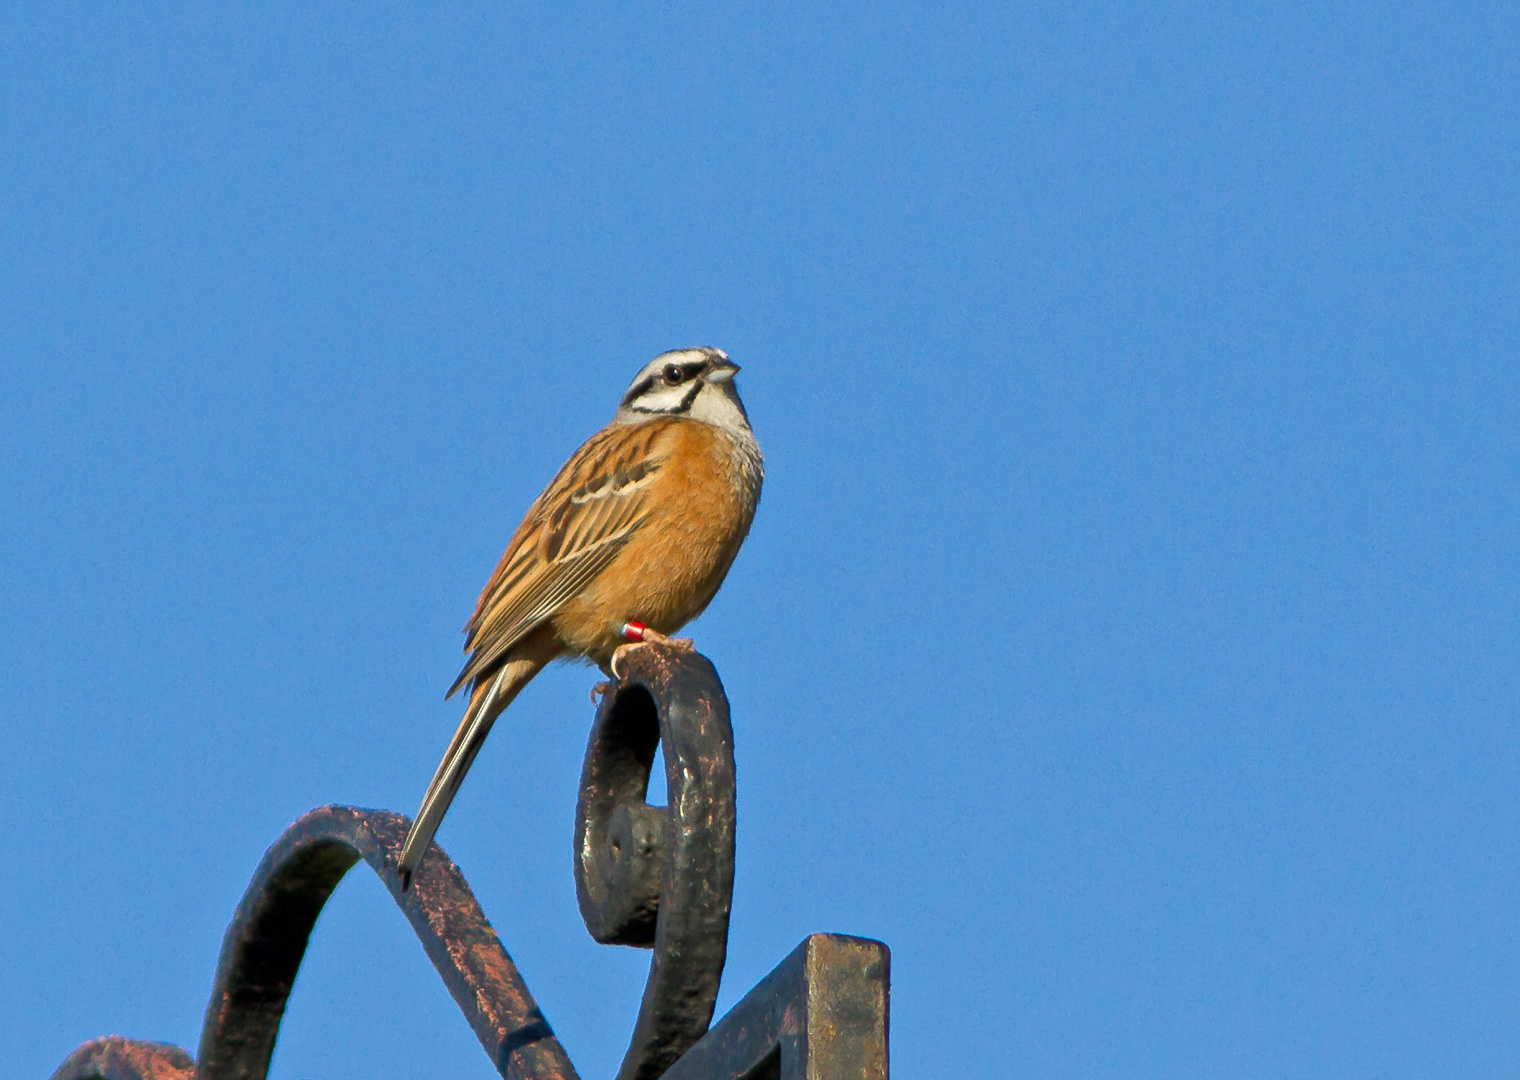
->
[[636, 628, 695, 651], [610, 623, 695, 678], [591, 679, 614, 704]]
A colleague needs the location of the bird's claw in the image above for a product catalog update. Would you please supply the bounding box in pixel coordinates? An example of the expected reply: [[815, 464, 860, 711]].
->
[[591, 679, 614, 704]]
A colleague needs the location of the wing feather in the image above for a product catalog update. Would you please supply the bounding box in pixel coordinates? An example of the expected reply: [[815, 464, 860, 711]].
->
[[446, 421, 672, 698]]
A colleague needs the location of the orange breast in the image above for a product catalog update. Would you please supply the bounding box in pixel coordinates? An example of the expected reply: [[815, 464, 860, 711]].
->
[[551, 419, 759, 664]]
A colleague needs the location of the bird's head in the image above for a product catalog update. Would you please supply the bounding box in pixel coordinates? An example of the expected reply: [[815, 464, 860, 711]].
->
[[614, 347, 750, 432]]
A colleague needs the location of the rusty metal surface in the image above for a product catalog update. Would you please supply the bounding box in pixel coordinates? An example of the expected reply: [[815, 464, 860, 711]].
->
[[49, 1037, 197, 1080], [195, 804, 575, 1080], [46, 645, 890, 1080], [575, 645, 737, 1080], [659, 934, 890, 1080]]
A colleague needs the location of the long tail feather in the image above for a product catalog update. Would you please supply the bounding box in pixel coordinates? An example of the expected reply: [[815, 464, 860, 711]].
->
[[398, 651, 548, 887]]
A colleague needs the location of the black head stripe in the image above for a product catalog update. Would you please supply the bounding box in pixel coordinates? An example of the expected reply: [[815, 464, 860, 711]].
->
[[675, 380, 704, 412], [620, 374, 658, 407]]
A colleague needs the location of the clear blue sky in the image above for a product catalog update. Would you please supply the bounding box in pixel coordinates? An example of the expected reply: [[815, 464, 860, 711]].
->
[[3, 5, 1517, 1078]]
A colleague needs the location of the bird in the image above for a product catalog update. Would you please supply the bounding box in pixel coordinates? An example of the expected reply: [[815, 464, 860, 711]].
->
[[397, 347, 763, 887]]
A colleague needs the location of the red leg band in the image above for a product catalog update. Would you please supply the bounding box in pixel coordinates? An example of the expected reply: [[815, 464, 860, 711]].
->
[[621, 621, 648, 642]]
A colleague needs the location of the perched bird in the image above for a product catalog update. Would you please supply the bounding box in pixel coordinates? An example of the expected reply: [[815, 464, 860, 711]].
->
[[398, 347, 763, 887]]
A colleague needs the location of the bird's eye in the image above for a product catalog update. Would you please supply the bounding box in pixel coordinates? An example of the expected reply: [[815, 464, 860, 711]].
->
[[662, 364, 683, 385]]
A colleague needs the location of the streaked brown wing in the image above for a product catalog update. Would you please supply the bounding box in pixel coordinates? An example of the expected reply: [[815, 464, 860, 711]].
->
[[446, 419, 673, 697]]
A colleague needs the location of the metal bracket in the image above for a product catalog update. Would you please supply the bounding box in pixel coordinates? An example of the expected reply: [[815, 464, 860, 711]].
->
[[662, 934, 890, 1080]]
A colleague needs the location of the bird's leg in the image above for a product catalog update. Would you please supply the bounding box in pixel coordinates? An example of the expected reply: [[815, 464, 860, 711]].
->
[[610, 621, 696, 678]]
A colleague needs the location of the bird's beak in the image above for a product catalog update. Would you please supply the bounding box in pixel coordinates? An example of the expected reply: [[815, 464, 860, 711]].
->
[[705, 360, 740, 384]]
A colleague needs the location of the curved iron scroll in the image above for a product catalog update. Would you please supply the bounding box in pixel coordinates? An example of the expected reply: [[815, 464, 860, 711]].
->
[[48, 642, 737, 1080], [49, 1038, 196, 1080], [194, 805, 576, 1080], [575, 645, 737, 1080], [49, 805, 573, 1080]]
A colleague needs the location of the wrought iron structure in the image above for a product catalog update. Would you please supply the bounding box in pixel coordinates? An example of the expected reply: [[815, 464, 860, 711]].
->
[[48, 644, 889, 1080]]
